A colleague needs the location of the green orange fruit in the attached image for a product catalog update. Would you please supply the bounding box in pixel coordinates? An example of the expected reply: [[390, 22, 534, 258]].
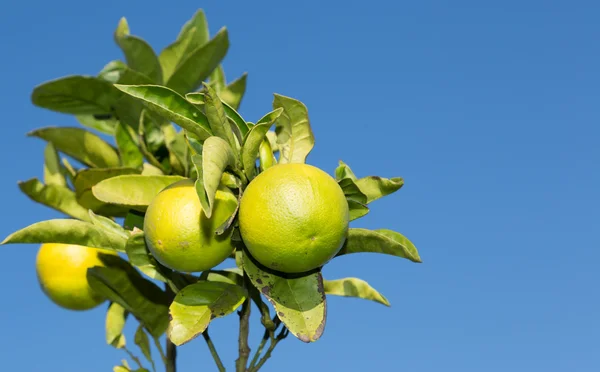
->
[[144, 179, 237, 272], [239, 163, 349, 273]]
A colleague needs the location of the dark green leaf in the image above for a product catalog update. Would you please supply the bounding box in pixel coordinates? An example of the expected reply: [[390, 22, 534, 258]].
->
[[114, 85, 212, 140], [272, 94, 315, 164], [355, 176, 404, 203], [92, 175, 185, 211], [159, 27, 195, 82], [323, 278, 390, 306], [29, 127, 120, 168], [241, 108, 283, 180], [1, 219, 127, 251], [43, 143, 67, 187], [165, 130, 189, 176], [242, 252, 326, 343], [220, 73, 247, 110], [123, 210, 145, 231], [166, 28, 229, 95], [125, 230, 167, 282], [203, 83, 237, 149], [31, 76, 118, 115], [75, 114, 118, 135], [114, 18, 162, 84], [87, 258, 170, 337], [337, 228, 421, 263], [192, 137, 237, 218], [18, 178, 90, 221], [106, 302, 128, 348], [186, 92, 249, 136], [115, 123, 144, 168], [168, 281, 246, 346]]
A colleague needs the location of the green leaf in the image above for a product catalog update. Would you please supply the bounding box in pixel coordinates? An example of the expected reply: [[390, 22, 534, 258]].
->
[[88, 210, 129, 240], [106, 302, 128, 348], [116, 123, 144, 168], [125, 230, 168, 282], [220, 73, 247, 110], [185, 92, 249, 136], [165, 131, 190, 176], [323, 278, 390, 307], [99, 60, 128, 83], [29, 127, 120, 168], [114, 85, 212, 140], [134, 325, 154, 370], [192, 137, 237, 218], [92, 175, 184, 211], [166, 28, 229, 95], [209, 65, 226, 92], [1, 219, 127, 251], [335, 160, 358, 182], [241, 108, 283, 180], [74, 167, 140, 217], [124, 210, 145, 231], [337, 228, 422, 263], [242, 252, 326, 343], [75, 114, 118, 135], [87, 258, 170, 337], [114, 18, 162, 84], [347, 200, 369, 221], [168, 281, 246, 346], [203, 83, 237, 149], [272, 94, 315, 164], [31, 76, 119, 115], [159, 26, 196, 82], [18, 179, 91, 221], [43, 143, 67, 187], [355, 176, 404, 203]]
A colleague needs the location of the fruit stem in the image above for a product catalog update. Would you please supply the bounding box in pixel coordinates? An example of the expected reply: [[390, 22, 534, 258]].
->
[[203, 329, 225, 372], [235, 276, 252, 372]]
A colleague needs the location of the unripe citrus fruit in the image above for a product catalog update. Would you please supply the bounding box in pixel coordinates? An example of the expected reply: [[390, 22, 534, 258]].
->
[[239, 163, 349, 273], [36, 243, 117, 311], [144, 179, 237, 272]]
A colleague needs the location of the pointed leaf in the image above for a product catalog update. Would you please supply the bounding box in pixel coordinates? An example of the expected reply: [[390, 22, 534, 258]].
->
[[134, 325, 154, 369], [174, 9, 210, 60], [323, 278, 390, 306], [337, 228, 421, 263], [242, 252, 326, 343], [192, 137, 237, 218], [335, 162, 369, 221], [114, 85, 212, 140], [125, 230, 168, 282], [115, 123, 144, 168], [209, 65, 226, 92], [186, 92, 249, 136], [87, 259, 170, 337], [43, 143, 67, 187], [335, 160, 358, 182], [220, 73, 247, 110], [29, 127, 120, 168], [166, 28, 229, 95], [272, 94, 315, 164], [18, 178, 90, 221], [241, 108, 283, 179], [75, 114, 118, 135], [159, 26, 196, 82], [106, 302, 128, 348], [31, 76, 119, 115], [203, 83, 237, 149], [92, 175, 185, 211], [1, 219, 127, 251], [355, 176, 404, 203], [114, 18, 162, 84], [168, 281, 246, 346]]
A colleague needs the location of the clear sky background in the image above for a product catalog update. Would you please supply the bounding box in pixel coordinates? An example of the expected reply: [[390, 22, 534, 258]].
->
[[1, 1, 598, 371]]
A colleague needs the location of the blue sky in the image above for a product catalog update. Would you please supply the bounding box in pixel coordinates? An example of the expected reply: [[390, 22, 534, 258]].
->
[[1, 1, 599, 371]]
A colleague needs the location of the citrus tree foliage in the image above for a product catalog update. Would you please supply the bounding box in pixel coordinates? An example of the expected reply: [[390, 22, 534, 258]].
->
[[2, 9, 421, 372]]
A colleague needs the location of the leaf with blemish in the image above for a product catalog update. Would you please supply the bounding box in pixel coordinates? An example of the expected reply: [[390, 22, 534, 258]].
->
[[323, 277, 390, 306], [242, 252, 326, 343]]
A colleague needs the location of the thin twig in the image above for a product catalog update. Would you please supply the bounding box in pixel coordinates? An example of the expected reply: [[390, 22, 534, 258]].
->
[[203, 329, 226, 372], [153, 336, 167, 365], [250, 327, 289, 372], [235, 276, 252, 372], [248, 328, 269, 370], [124, 347, 144, 369]]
